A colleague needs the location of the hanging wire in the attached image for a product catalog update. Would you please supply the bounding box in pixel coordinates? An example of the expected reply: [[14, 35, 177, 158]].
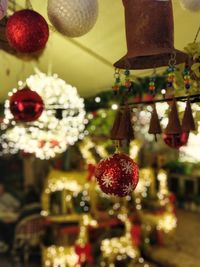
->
[[152, 67, 157, 76], [12, 0, 16, 12], [7, 0, 16, 13], [168, 51, 177, 67], [193, 24, 200, 43], [114, 68, 120, 78], [25, 0, 33, 9], [7, 0, 24, 14]]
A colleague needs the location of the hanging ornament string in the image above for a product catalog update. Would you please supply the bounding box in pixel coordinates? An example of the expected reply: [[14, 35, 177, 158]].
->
[[114, 140, 121, 153], [148, 68, 156, 95], [8, 0, 16, 13], [166, 52, 176, 92], [183, 62, 191, 93], [124, 69, 132, 91], [25, 0, 33, 9], [112, 68, 121, 95], [181, 24, 200, 95]]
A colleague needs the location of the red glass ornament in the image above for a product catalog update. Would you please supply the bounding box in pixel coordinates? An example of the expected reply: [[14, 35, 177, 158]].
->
[[6, 9, 49, 53], [95, 153, 139, 197], [163, 132, 189, 149], [10, 87, 44, 122]]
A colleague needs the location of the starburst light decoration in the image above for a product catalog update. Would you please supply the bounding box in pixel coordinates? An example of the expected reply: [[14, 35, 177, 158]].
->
[[2, 71, 86, 159]]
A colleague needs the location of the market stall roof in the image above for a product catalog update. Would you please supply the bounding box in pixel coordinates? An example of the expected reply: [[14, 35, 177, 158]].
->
[[0, 0, 199, 100]]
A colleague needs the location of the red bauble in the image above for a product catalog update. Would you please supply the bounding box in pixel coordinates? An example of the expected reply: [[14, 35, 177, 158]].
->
[[95, 153, 139, 197], [163, 132, 189, 149], [10, 87, 44, 122], [6, 9, 49, 53]]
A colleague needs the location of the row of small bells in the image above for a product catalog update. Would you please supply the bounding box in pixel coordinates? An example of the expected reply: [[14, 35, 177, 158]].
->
[[112, 62, 195, 149], [148, 63, 195, 149], [149, 97, 195, 149]]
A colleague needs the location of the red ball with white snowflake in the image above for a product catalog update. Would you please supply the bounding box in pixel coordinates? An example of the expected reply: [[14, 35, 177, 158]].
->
[[95, 153, 139, 197]]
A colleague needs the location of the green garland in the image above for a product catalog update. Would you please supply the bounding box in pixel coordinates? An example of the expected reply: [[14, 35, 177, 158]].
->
[[84, 74, 167, 112]]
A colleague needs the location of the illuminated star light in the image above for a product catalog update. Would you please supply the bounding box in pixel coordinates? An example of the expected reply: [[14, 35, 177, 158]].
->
[[2, 71, 86, 160]]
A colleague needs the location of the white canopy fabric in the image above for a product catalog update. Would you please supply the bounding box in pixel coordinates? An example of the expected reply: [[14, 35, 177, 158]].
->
[[0, 0, 199, 100]]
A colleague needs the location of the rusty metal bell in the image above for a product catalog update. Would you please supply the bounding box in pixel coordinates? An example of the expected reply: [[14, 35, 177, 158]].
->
[[114, 0, 187, 70], [165, 99, 182, 135], [110, 106, 134, 141], [182, 97, 195, 132], [148, 104, 162, 141]]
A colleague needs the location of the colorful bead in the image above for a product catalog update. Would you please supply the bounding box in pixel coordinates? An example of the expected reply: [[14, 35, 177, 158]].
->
[[149, 77, 156, 92], [183, 63, 191, 91], [124, 69, 130, 76], [112, 85, 120, 92], [112, 69, 121, 94], [166, 66, 176, 89], [125, 80, 132, 88], [124, 69, 131, 89]]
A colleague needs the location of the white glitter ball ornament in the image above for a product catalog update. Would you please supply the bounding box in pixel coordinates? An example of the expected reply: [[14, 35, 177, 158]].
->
[[47, 0, 98, 37], [179, 0, 200, 11], [0, 0, 8, 20]]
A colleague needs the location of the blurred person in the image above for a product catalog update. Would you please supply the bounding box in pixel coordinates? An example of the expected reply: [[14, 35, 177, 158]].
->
[[18, 186, 41, 222], [0, 183, 20, 253], [13, 187, 43, 263]]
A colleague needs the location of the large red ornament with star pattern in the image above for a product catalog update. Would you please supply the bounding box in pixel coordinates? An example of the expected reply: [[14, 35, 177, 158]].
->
[[95, 153, 139, 197]]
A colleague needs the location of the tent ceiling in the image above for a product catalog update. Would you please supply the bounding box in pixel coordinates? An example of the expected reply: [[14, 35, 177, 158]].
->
[[0, 0, 199, 101]]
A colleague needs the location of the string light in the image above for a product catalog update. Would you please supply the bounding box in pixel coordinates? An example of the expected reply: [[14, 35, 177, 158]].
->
[[157, 213, 177, 233], [2, 71, 86, 159], [111, 104, 118, 110], [44, 246, 79, 267], [95, 97, 101, 103], [40, 165, 177, 266], [45, 177, 82, 194], [101, 208, 139, 265], [157, 169, 169, 205]]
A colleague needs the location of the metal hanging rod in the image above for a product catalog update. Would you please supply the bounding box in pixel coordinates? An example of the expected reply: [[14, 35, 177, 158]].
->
[[123, 93, 200, 107]]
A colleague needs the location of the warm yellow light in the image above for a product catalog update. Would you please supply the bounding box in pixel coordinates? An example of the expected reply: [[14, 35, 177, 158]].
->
[[43, 246, 79, 267], [129, 140, 141, 161], [2, 71, 86, 159], [157, 169, 169, 205], [158, 213, 177, 233], [47, 177, 82, 193]]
